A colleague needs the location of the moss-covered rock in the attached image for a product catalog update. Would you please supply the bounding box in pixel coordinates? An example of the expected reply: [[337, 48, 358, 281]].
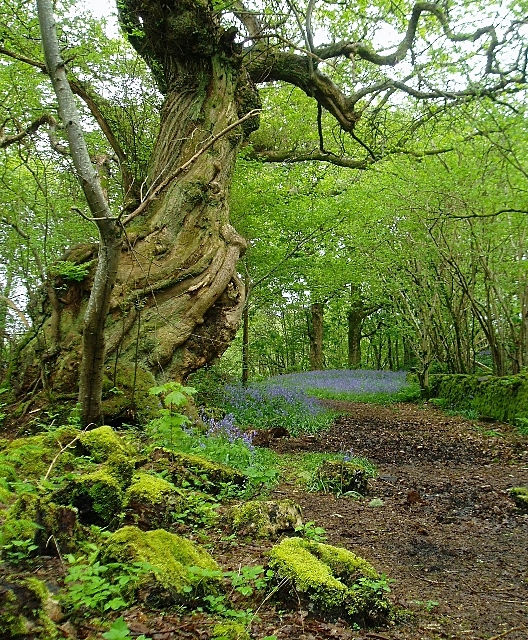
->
[[509, 487, 528, 513], [123, 472, 184, 529], [0, 425, 83, 482], [122, 472, 218, 530], [429, 373, 528, 422], [101, 363, 157, 425], [105, 452, 135, 489], [0, 575, 62, 638], [315, 460, 369, 495], [78, 425, 132, 463], [211, 621, 250, 640], [228, 499, 302, 538], [1, 493, 81, 558], [68, 467, 124, 526], [147, 448, 247, 494], [268, 537, 392, 626], [102, 525, 222, 605]]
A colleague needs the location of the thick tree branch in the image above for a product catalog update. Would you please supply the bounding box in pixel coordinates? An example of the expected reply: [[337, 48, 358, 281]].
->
[[0, 114, 56, 149], [249, 147, 372, 169], [245, 1, 526, 149]]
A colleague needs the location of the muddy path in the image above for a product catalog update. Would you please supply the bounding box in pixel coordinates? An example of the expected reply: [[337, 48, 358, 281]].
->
[[249, 401, 528, 640]]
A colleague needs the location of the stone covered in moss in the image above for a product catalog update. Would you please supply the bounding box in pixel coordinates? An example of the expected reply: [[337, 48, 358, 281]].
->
[[0, 575, 61, 638], [68, 466, 124, 526], [1, 493, 80, 557], [510, 487, 528, 513], [101, 363, 157, 424], [429, 372, 528, 422], [78, 425, 132, 463], [148, 448, 246, 494], [316, 460, 369, 495], [105, 452, 135, 489], [102, 525, 222, 604], [268, 537, 392, 626], [229, 499, 302, 538], [211, 621, 250, 640], [123, 472, 184, 529], [0, 425, 83, 481]]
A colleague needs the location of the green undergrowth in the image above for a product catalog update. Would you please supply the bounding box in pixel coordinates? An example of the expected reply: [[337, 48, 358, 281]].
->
[[0, 378, 392, 637], [278, 451, 377, 495], [307, 385, 421, 404]]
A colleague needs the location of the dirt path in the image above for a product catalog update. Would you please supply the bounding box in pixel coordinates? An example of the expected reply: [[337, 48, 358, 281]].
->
[[252, 401, 528, 640]]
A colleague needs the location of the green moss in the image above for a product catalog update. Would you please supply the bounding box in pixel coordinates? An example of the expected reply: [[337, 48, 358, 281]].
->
[[123, 472, 182, 528], [212, 621, 250, 640], [268, 538, 393, 626], [229, 499, 302, 538], [269, 537, 348, 609], [0, 426, 91, 484], [2, 434, 54, 480], [305, 540, 379, 582], [102, 525, 221, 602], [149, 448, 246, 493], [72, 467, 123, 525], [106, 453, 135, 489], [125, 472, 181, 505], [1, 493, 80, 556], [430, 373, 528, 423], [510, 487, 528, 513], [0, 575, 60, 638], [102, 363, 157, 424], [79, 425, 130, 463]]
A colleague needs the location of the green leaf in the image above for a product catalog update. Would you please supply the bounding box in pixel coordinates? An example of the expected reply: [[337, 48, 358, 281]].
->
[[102, 617, 130, 639]]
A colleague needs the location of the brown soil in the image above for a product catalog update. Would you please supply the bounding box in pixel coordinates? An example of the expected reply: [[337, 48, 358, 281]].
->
[[5, 401, 528, 640], [257, 401, 528, 640]]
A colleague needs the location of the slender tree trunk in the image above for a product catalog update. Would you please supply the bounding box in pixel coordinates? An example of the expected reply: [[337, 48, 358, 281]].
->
[[347, 307, 363, 368], [242, 301, 249, 385], [308, 302, 324, 370], [37, 0, 123, 425]]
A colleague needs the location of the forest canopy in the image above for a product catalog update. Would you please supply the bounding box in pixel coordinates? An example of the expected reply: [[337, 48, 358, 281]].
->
[[0, 0, 527, 423]]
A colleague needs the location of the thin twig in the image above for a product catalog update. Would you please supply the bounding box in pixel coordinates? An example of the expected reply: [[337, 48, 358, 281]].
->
[[487, 627, 526, 640], [41, 433, 83, 482]]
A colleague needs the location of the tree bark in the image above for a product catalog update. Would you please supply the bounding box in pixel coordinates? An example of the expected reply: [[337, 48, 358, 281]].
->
[[99, 0, 259, 381], [242, 301, 249, 385], [37, 0, 123, 426], [308, 302, 324, 370]]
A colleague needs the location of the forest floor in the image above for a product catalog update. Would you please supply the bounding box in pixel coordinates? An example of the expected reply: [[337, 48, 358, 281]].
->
[[163, 401, 528, 640], [6, 401, 528, 640]]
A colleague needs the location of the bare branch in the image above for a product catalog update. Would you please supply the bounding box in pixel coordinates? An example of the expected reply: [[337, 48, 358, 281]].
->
[[249, 147, 372, 169], [0, 114, 56, 149]]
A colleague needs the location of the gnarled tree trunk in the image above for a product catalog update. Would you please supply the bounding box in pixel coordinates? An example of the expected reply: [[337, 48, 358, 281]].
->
[[18, 0, 260, 409]]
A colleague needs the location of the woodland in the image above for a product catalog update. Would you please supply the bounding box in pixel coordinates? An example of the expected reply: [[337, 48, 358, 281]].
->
[[0, 1, 528, 639]]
